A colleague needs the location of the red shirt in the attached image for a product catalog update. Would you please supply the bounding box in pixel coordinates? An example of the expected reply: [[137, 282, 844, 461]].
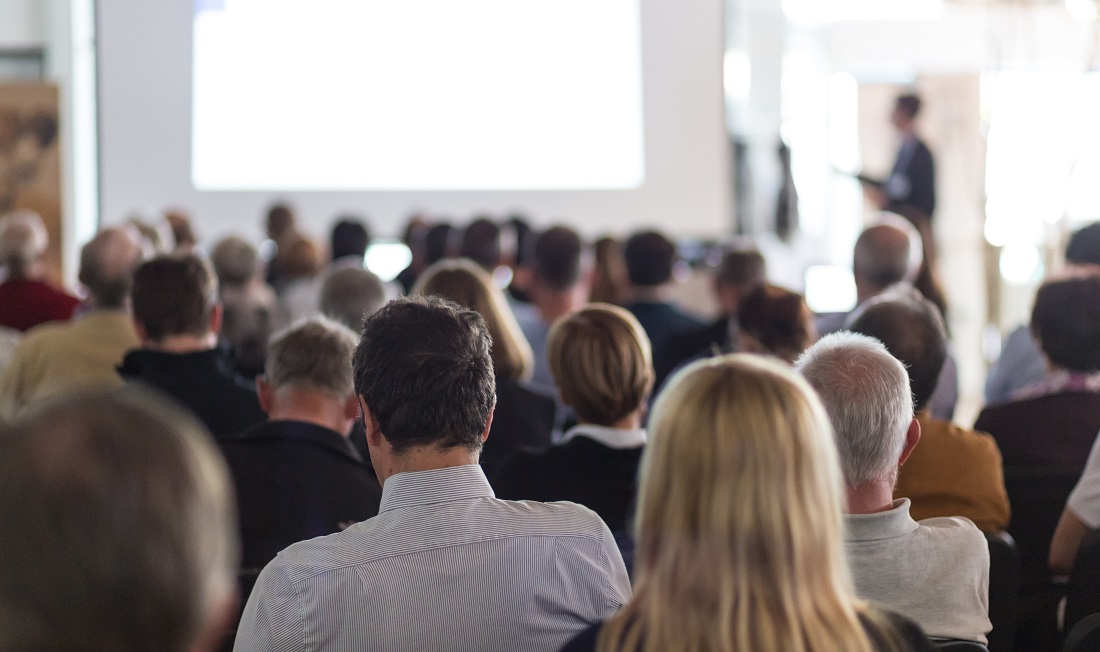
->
[[0, 278, 80, 332]]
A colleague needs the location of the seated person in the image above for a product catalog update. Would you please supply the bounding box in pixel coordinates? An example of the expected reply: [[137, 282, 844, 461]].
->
[[797, 333, 991, 643], [210, 235, 280, 378], [0, 209, 79, 332], [236, 297, 630, 651], [320, 266, 387, 332], [737, 283, 816, 365], [623, 230, 704, 358], [414, 259, 555, 473], [0, 390, 238, 652], [563, 355, 935, 652], [849, 294, 1010, 532], [219, 318, 382, 597], [493, 304, 654, 534], [975, 274, 1100, 475], [119, 254, 266, 438]]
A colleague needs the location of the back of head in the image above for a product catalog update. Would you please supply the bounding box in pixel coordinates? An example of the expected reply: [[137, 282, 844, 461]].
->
[[265, 203, 296, 242], [623, 230, 675, 288], [413, 258, 533, 381], [715, 248, 766, 293], [795, 332, 913, 487], [547, 304, 653, 426], [330, 217, 371, 261], [132, 254, 218, 342], [210, 236, 259, 288], [320, 267, 387, 332], [737, 283, 815, 364], [0, 209, 48, 277], [590, 236, 630, 305], [353, 296, 496, 454], [1065, 222, 1100, 268], [266, 318, 359, 399], [1031, 274, 1100, 372], [78, 227, 144, 308], [853, 222, 915, 292], [608, 354, 868, 651], [424, 223, 454, 265], [165, 211, 197, 251], [458, 218, 502, 271], [848, 294, 947, 413], [532, 226, 585, 291], [0, 390, 237, 652], [895, 93, 922, 121], [280, 237, 323, 280]]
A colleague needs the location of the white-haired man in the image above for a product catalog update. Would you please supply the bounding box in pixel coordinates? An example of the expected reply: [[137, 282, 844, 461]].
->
[[0, 209, 78, 331], [797, 332, 990, 644]]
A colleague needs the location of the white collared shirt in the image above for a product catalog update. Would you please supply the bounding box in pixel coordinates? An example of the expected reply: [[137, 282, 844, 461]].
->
[[235, 464, 631, 652], [560, 424, 646, 449]]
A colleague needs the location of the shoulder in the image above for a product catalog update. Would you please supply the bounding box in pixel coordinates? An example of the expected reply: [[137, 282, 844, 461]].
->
[[923, 418, 1001, 454], [914, 516, 988, 555], [559, 622, 604, 652]]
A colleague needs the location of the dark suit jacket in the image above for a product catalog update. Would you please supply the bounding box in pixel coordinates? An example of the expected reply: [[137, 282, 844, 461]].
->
[[480, 376, 556, 474], [974, 391, 1100, 474], [220, 420, 383, 574], [626, 301, 705, 367], [656, 317, 729, 389], [887, 137, 935, 217], [492, 434, 644, 533], [118, 347, 266, 439]]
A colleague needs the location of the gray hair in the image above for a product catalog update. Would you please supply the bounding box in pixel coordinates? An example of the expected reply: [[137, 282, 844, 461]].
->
[[265, 317, 360, 398], [0, 210, 48, 275], [78, 227, 144, 308], [320, 267, 387, 332], [795, 331, 913, 486], [210, 235, 260, 288], [0, 389, 237, 652]]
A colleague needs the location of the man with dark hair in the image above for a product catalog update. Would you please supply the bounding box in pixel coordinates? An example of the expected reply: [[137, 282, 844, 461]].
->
[[622, 230, 703, 358], [237, 296, 630, 651], [0, 227, 143, 418], [119, 254, 266, 438], [517, 225, 590, 387], [987, 221, 1100, 404], [459, 217, 503, 271], [849, 294, 1009, 532], [330, 216, 370, 263], [221, 318, 381, 613], [0, 390, 239, 652], [861, 93, 936, 219]]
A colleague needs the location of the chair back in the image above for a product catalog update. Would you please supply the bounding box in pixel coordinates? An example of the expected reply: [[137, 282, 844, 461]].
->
[[1063, 612, 1100, 652], [985, 531, 1019, 652], [1003, 467, 1081, 588], [1066, 530, 1100, 633]]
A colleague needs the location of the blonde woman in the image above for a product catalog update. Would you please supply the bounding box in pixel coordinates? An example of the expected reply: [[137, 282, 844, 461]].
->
[[414, 258, 555, 472], [493, 304, 653, 535], [561, 355, 935, 652]]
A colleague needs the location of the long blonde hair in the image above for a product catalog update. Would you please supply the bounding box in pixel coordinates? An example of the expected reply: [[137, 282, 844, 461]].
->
[[599, 354, 889, 652], [413, 258, 534, 382]]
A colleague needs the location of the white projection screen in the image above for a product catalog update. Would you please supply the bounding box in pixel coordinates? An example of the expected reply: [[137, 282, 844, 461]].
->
[[98, 0, 730, 240]]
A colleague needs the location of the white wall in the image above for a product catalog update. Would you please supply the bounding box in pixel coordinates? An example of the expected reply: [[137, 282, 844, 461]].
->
[[0, 0, 46, 47], [96, 0, 732, 243]]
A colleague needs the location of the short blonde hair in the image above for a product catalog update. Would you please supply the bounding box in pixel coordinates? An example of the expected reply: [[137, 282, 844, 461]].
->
[[413, 258, 533, 382], [599, 354, 886, 652], [547, 304, 653, 426]]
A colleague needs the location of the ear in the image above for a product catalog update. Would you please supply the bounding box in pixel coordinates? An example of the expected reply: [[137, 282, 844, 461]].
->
[[342, 394, 360, 421], [481, 399, 496, 443], [898, 418, 921, 466], [209, 302, 223, 336], [255, 376, 273, 414], [360, 398, 384, 447], [132, 318, 150, 345]]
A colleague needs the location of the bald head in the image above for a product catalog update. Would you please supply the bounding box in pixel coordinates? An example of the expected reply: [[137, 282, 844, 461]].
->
[[0, 210, 48, 277], [853, 221, 918, 301], [78, 228, 143, 308]]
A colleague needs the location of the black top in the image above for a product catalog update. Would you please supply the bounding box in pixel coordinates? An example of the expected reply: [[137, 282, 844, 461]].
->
[[625, 301, 705, 368], [888, 137, 936, 218], [118, 347, 267, 439], [219, 420, 383, 573], [656, 317, 729, 389], [480, 376, 556, 474], [560, 610, 937, 652], [492, 434, 644, 533], [974, 391, 1100, 474]]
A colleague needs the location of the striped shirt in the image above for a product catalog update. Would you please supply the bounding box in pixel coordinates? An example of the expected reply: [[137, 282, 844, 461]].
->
[[234, 464, 631, 652]]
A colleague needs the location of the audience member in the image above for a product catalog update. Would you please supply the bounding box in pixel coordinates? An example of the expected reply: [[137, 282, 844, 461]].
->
[[424, 222, 455, 267], [0, 209, 78, 331], [329, 216, 370, 264], [278, 236, 325, 322], [210, 236, 279, 379], [590, 236, 630, 305], [263, 202, 301, 292], [0, 390, 238, 652], [119, 254, 267, 438], [797, 332, 991, 643], [165, 209, 198, 253], [320, 266, 387, 332], [986, 221, 1100, 405], [562, 355, 936, 652], [395, 215, 429, 293], [1052, 416, 1100, 573], [657, 248, 766, 382], [235, 297, 630, 651], [623, 230, 704, 356], [975, 275, 1100, 474], [494, 304, 652, 535], [515, 225, 589, 388], [849, 294, 1010, 532], [503, 214, 535, 303], [0, 227, 143, 418], [220, 319, 382, 605], [458, 216, 503, 272], [414, 259, 555, 472], [737, 283, 816, 364]]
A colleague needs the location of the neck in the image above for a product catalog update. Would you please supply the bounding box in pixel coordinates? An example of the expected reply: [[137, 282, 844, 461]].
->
[[267, 390, 352, 434], [374, 445, 479, 485], [632, 285, 669, 303], [534, 288, 582, 323], [845, 479, 896, 515], [144, 332, 218, 353]]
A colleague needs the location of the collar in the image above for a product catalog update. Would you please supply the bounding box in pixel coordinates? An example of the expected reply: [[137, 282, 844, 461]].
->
[[235, 419, 363, 463], [379, 464, 495, 514], [561, 424, 646, 449], [845, 498, 920, 542], [1013, 369, 1100, 401]]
